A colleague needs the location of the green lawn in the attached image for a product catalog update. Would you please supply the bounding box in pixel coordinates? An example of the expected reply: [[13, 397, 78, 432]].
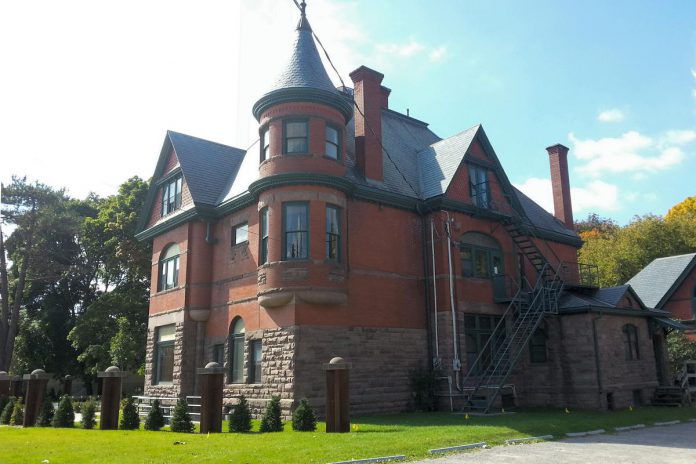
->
[[1, 407, 695, 464]]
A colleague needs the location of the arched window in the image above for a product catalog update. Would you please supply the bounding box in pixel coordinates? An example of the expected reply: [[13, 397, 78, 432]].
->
[[623, 324, 640, 360], [158, 244, 180, 291], [228, 317, 245, 384], [459, 232, 502, 279]]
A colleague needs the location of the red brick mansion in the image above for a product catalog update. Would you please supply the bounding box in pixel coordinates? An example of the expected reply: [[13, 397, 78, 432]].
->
[[136, 5, 674, 415]]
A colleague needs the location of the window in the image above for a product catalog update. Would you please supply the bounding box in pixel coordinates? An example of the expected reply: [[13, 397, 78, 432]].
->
[[161, 176, 183, 216], [259, 208, 269, 265], [284, 120, 308, 154], [158, 244, 180, 291], [212, 344, 225, 365], [623, 324, 640, 360], [228, 318, 245, 384], [529, 326, 547, 363], [154, 325, 175, 384], [325, 125, 340, 159], [459, 233, 502, 279], [249, 339, 262, 384], [464, 314, 505, 375], [283, 203, 308, 260], [691, 285, 696, 320], [469, 164, 490, 208], [326, 205, 340, 260], [261, 126, 271, 161], [232, 222, 248, 246]]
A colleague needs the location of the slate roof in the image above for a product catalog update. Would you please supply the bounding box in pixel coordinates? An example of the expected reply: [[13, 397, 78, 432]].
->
[[418, 125, 479, 198], [558, 285, 640, 311], [626, 253, 696, 308], [513, 188, 579, 240], [167, 131, 246, 207]]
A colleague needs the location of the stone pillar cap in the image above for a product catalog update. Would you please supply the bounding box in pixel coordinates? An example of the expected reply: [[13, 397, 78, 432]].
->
[[196, 362, 225, 375], [323, 356, 352, 370], [63, 375, 74, 380], [0, 371, 10, 380], [23, 369, 52, 380], [98, 366, 127, 378]]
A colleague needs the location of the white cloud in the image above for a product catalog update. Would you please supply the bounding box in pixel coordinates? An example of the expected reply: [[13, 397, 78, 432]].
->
[[429, 46, 448, 62], [692, 69, 696, 79], [375, 40, 426, 57], [569, 130, 689, 177], [515, 177, 620, 215], [597, 108, 625, 123]]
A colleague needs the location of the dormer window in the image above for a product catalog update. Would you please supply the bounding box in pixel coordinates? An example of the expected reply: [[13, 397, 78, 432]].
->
[[161, 176, 182, 216], [284, 120, 308, 154], [325, 124, 340, 160], [469, 165, 490, 209]]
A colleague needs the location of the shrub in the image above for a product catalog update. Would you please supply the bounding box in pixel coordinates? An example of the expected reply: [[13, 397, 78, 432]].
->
[[0, 396, 9, 420], [81, 400, 97, 430], [52, 395, 75, 428], [667, 331, 696, 375], [144, 399, 165, 431], [410, 367, 439, 412], [119, 397, 140, 430], [170, 399, 194, 433], [37, 397, 55, 427], [228, 395, 252, 433], [0, 396, 15, 424], [9, 398, 24, 426], [291, 398, 316, 432], [259, 396, 283, 433]]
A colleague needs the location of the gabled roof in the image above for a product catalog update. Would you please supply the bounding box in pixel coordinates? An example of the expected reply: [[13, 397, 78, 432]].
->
[[168, 131, 246, 207], [626, 253, 696, 308], [558, 285, 649, 311], [513, 188, 579, 240]]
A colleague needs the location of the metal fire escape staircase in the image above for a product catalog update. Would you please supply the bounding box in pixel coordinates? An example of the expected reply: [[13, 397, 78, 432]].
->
[[460, 203, 566, 413]]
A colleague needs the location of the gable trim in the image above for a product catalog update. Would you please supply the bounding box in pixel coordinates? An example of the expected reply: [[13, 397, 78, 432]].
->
[[656, 256, 696, 309]]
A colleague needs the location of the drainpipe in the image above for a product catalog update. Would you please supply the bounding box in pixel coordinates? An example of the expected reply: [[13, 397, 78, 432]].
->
[[444, 212, 461, 386], [418, 205, 434, 372], [431, 219, 439, 362], [205, 221, 217, 245], [591, 311, 604, 409]]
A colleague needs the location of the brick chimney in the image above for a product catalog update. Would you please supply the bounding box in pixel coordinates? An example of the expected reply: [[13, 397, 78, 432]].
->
[[349, 66, 391, 182], [546, 144, 574, 229]]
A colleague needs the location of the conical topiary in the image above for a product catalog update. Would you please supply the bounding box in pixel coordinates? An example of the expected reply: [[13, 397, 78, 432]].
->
[[170, 399, 194, 433], [291, 398, 317, 432], [228, 395, 252, 433], [36, 397, 55, 427], [52, 395, 75, 428], [81, 399, 97, 430], [9, 398, 24, 426], [119, 397, 140, 430], [0, 396, 15, 425], [259, 396, 283, 433], [144, 399, 165, 431], [0, 396, 8, 419]]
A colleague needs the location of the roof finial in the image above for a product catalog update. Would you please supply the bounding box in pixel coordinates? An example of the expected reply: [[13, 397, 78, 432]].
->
[[300, 0, 306, 17], [296, 0, 311, 31]]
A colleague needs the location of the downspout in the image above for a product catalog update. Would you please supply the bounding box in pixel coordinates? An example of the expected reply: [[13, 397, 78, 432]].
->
[[205, 220, 217, 245], [431, 218, 439, 362], [444, 212, 461, 390], [417, 204, 434, 372], [591, 311, 604, 408]]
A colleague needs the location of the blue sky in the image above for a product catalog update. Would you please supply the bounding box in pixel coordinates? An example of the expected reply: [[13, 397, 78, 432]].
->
[[1, 0, 694, 224]]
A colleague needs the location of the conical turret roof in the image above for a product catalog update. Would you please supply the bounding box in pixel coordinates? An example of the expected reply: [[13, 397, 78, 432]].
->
[[252, 6, 353, 122]]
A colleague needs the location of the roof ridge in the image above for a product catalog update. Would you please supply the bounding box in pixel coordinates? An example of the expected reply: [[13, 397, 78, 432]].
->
[[425, 124, 481, 149], [167, 130, 245, 152]]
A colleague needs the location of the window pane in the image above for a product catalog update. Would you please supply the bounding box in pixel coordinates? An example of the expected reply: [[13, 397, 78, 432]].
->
[[286, 138, 307, 153], [262, 128, 270, 161], [460, 247, 473, 277], [326, 207, 340, 260], [286, 232, 307, 259], [286, 122, 307, 137], [157, 343, 174, 383], [212, 344, 225, 364], [325, 142, 338, 159], [157, 325, 176, 342], [285, 205, 307, 231], [231, 334, 244, 383], [260, 209, 268, 265], [326, 126, 338, 144], [234, 223, 248, 245], [492, 253, 502, 276], [251, 340, 262, 384], [474, 249, 490, 278]]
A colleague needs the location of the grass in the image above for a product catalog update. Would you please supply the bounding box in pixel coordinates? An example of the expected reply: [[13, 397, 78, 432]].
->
[[1, 407, 695, 463]]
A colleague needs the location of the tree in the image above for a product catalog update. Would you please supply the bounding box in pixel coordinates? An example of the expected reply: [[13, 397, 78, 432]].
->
[[119, 397, 140, 430], [170, 399, 194, 433], [37, 397, 55, 426], [228, 395, 252, 433], [144, 399, 165, 431], [291, 398, 316, 432], [81, 399, 97, 430], [0, 396, 15, 424], [667, 331, 696, 375], [9, 397, 23, 426], [52, 395, 75, 428], [666, 195, 696, 220], [110, 316, 146, 373], [259, 396, 283, 433]]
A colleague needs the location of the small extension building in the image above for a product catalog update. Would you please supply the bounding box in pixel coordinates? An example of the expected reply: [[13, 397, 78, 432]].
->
[[136, 5, 672, 415]]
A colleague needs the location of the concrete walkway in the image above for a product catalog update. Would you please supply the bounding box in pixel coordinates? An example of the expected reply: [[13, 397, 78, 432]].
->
[[413, 421, 696, 464]]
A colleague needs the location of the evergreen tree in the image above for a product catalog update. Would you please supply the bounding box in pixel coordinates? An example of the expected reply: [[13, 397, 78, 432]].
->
[[119, 397, 140, 430], [52, 395, 75, 427], [9, 398, 24, 426], [0, 396, 15, 424], [81, 399, 97, 430], [291, 398, 317, 432], [144, 399, 165, 431], [36, 397, 55, 427], [0, 396, 8, 420], [259, 396, 283, 433], [228, 395, 252, 433], [170, 399, 193, 433]]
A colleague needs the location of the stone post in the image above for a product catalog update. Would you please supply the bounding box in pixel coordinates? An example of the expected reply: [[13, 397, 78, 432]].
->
[[62, 375, 74, 397], [23, 369, 51, 427], [197, 362, 224, 434], [0, 371, 11, 398], [98, 366, 127, 430], [324, 357, 351, 433], [11, 376, 23, 398]]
